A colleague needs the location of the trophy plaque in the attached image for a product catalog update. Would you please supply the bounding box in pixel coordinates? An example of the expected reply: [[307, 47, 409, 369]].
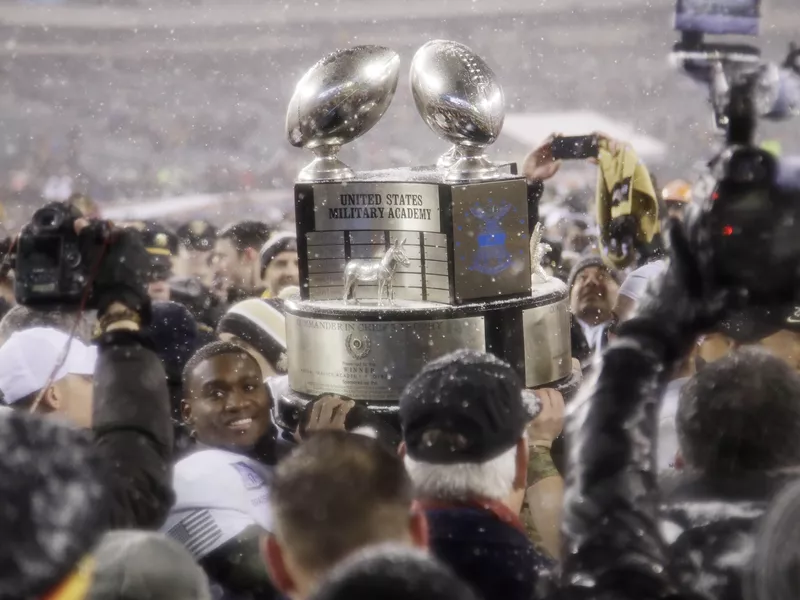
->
[[275, 41, 575, 429]]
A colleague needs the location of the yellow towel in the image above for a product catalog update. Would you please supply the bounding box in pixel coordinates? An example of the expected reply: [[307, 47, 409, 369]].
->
[[595, 139, 659, 269]]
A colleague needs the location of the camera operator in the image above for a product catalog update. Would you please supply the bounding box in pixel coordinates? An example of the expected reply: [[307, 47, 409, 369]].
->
[[558, 221, 721, 600], [558, 157, 800, 600], [2, 206, 174, 530]]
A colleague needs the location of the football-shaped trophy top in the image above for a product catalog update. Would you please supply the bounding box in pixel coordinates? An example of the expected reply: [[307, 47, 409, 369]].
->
[[287, 45, 400, 147], [409, 40, 505, 149], [286, 45, 400, 181]]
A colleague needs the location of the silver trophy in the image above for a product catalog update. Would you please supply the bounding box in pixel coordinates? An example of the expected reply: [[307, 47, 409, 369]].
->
[[410, 40, 505, 181], [286, 46, 401, 182], [276, 41, 576, 428]]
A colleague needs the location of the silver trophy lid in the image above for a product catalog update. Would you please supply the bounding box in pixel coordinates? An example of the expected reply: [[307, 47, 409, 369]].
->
[[410, 40, 505, 182], [286, 45, 401, 182]]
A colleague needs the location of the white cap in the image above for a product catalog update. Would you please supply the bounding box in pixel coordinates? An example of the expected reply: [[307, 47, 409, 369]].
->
[[0, 328, 97, 405]]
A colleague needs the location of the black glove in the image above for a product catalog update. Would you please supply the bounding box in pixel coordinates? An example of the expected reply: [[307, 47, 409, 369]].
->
[[78, 222, 151, 321], [616, 217, 735, 365]]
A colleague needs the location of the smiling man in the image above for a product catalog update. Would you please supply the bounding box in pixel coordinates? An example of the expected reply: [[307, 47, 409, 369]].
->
[[163, 341, 282, 599]]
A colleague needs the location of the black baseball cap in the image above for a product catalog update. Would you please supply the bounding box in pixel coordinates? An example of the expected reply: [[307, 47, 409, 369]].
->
[[399, 350, 527, 465]]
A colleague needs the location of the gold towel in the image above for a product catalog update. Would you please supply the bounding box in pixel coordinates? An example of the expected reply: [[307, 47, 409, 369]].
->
[[595, 139, 659, 269]]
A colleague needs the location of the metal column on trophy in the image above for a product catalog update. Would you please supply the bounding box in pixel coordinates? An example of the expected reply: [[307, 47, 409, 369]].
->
[[276, 40, 576, 428]]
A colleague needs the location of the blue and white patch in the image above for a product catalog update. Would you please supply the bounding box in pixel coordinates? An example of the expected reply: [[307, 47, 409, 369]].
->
[[231, 461, 267, 491]]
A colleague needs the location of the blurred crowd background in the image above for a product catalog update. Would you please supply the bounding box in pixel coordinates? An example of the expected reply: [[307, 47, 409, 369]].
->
[[0, 0, 797, 227]]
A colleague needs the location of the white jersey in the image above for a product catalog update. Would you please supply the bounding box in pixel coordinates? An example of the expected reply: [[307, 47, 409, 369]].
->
[[618, 259, 667, 304], [162, 448, 273, 559]]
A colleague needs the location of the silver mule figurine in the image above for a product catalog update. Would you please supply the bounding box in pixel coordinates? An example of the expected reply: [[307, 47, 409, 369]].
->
[[343, 238, 411, 306], [530, 222, 551, 284]]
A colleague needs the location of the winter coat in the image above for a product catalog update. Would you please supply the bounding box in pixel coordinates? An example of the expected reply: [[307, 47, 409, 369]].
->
[[660, 471, 795, 600], [558, 335, 699, 600], [165, 428, 290, 600], [421, 500, 554, 600], [93, 330, 175, 530]]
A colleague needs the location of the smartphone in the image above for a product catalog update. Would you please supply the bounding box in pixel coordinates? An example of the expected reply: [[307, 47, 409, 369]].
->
[[674, 0, 761, 37], [551, 136, 599, 160]]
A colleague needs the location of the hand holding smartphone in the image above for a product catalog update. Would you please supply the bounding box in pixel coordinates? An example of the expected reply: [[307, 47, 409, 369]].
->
[[550, 135, 599, 160]]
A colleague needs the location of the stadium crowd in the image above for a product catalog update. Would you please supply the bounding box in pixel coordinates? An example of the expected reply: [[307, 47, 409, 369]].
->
[[2, 110, 800, 600]]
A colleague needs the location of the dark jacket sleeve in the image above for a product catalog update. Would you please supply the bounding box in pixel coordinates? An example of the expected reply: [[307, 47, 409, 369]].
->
[[558, 335, 700, 600], [92, 330, 175, 530]]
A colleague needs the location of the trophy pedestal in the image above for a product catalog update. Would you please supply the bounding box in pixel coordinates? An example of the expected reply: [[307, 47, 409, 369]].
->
[[273, 279, 573, 431]]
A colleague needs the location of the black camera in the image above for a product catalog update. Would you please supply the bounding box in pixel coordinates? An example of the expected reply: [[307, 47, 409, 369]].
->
[[14, 202, 88, 306], [674, 30, 800, 307], [688, 145, 800, 306]]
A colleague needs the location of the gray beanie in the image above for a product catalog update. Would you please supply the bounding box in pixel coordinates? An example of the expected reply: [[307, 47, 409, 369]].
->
[[88, 531, 211, 600], [566, 255, 607, 290]]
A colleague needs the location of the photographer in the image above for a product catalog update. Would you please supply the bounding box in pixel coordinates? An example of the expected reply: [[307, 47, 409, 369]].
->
[[3, 205, 174, 530]]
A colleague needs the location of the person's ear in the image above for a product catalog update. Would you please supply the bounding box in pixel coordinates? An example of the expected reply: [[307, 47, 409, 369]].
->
[[262, 534, 296, 595], [397, 441, 406, 459], [181, 399, 193, 426], [513, 437, 529, 491], [409, 503, 429, 549], [41, 385, 61, 412]]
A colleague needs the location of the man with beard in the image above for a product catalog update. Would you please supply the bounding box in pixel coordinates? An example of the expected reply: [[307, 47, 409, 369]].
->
[[567, 256, 619, 370], [259, 232, 299, 299], [212, 221, 271, 304]]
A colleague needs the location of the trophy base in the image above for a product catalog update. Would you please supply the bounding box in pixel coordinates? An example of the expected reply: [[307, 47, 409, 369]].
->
[[298, 155, 355, 182], [283, 278, 571, 402], [271, 356, 583, 433]]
